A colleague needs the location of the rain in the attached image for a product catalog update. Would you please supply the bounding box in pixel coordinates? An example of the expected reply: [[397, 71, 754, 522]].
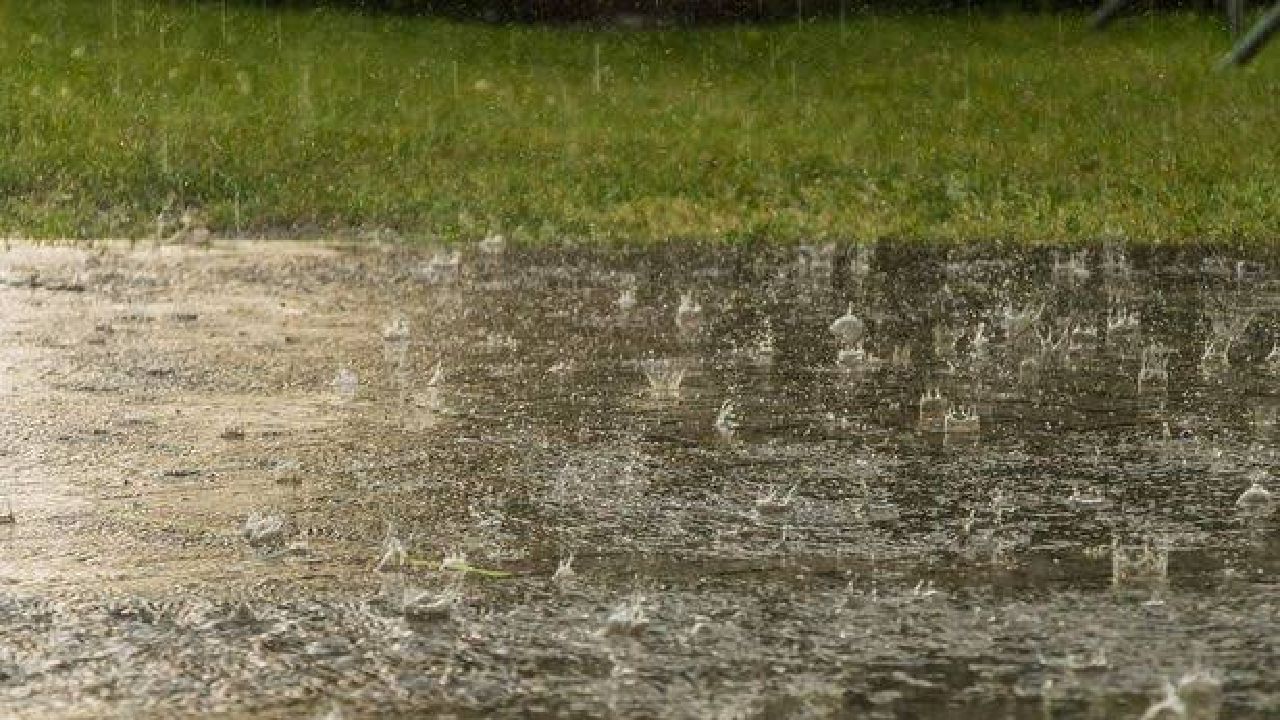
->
[[0, 0, 1277, 718], [1, 240, 1278, 717]]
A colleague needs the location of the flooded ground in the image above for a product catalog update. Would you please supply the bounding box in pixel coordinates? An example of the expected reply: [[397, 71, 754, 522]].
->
[[0, 238, 1277, 718]]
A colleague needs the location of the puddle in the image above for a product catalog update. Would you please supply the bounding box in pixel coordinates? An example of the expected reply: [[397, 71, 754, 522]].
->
[[0, 239, 1277, 717]]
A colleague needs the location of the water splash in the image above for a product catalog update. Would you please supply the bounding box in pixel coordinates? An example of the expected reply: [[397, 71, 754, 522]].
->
[[376, 529, 407, 572], [603, 594, 649, 636], [829, 303, 865, 346], [836, 343, 884, 373], [1138, 344, 1171, 392], [1199, 339, 1231, 376], [242, 512, 288, 549], [399, 583, 460, 620], [640, 357, 687, 396], [426, 361, 446, 387], [440, 549, 469, 572], [552, 553, 576, 586], [1001, 303, 1042, 343], [755, 484, 796, 517], [615, 287, 637, 312], [1107, 305, 1141, 335], [331, 366, 359, 403], [675, 292, 703, 335], [1264, 343, 1280, 373], [944, 406, 980, 437], [1139, 669, 1223, 720], [1234, 471, 1274, 516], [1052, 250, 1091, 284], [478, 233, 505, 256], [752, 318, 776, 364], [932, 324, 965, 358], [417, 249, 461, 284], [381, 313, 410, 343], [918, 388, 948, 433], [714, 400, 738, 440], [1111, 535, 1170, 587]]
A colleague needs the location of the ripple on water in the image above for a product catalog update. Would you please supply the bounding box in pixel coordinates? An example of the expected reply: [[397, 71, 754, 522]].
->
[[1, 240, 1279, 717]]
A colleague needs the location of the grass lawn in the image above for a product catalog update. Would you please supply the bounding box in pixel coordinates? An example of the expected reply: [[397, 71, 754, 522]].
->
[[0, 2, 1275, 244]]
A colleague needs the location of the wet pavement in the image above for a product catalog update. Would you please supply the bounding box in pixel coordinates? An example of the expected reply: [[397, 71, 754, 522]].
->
[[0, 238, 1277, 718]]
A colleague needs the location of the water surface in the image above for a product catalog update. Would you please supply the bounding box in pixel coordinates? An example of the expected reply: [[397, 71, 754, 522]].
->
[[0, 239, 1277, 718]]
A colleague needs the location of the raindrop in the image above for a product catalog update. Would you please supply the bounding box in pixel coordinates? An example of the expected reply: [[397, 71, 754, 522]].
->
[[615, 287, 637, 312], [1234, 471, 1274, 515], [381, 313, 410, 343], [675, 292, 703, 335], [714, 399, 738, 440], [753, 318, 776, 363], [829, 303, 865, 346], [331, 366, 358, 403], [426, 361, 446, 387]]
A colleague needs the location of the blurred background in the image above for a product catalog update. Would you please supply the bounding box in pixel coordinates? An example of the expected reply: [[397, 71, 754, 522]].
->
[[242, 0, 1241, 23]]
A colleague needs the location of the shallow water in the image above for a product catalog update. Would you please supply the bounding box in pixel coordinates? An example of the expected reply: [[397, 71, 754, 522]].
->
[[0, 239, 1277, 718]]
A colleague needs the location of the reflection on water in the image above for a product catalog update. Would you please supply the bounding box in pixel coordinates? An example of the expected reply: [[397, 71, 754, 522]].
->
[[0, 240, 1278, 718]]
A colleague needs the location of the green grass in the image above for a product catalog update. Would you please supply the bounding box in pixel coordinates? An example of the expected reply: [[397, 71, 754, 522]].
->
[[0, 2, 1275, 243]]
